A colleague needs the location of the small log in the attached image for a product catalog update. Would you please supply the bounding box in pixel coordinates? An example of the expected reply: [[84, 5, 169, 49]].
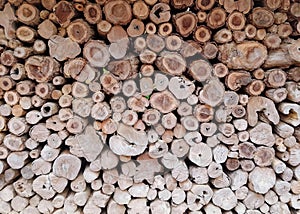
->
[[253, 146, 275, 166], [255, 28, 267, 40], [3, 134, 25, 151], [219, 41, 268, 70], [197, 11, 207, 23], [249, 167, 276, 194], [245, 24, 257, 39], [227, 11, 246, 31], [143, 110, 161, 127], [127, 96, 149, 112], [83, 40, 110, 67], [278, 102, 300, 127], [252, 68, 265, 80], [97, 20, 112, 36], [207, 162, 223, 179], [7, 151, 28, 169], [127, 19, 144, 37], [277, 23, 292, 38], [250, 7, 274, 28], [8, 117, 28, 136], [1, 50, 17, 66], [207, 7, 227, 29], [84, 3, 102, 24], [25, 55, 60, 83], [150, 90, 179, 113], [264, 33, 282, 49], [33, 39, 47, 54], [37, 19, 57, 40], [194, 25, 211, 43], [140, 65, 153, 77], [11, 196, 29, 212], [14, 47, 32, 59], [67, 19, 93, 44], [158, 23, 172, 37], [247, 96, 279, 126], [196, 0, 215, 10], [53, 1, 75, 27], [265, 69, 287, 88], [189, 143, 212, 167], [144, 22, 156, 34], [168, 76, 195, 100], [48, 35, 81, 61], [246, 80, 265, 96], [154, 73, 168, 92], [199, 78, 225, 107], [0, 3, 17, 40], [203, 42, 218, 59], [149, 3, 170, 24], [213, 144, 229, 163], [174, 12, 197, 37], [133, 1, 149, 20], [16, 3, 40, 26], [212, 188, 237, 211], [165, 35, 182, 51], [104, 0, 132, 25], [53, 153, 81, 180]]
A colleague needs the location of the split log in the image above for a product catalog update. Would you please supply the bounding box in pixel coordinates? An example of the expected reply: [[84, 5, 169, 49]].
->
[[149, 3, 170, 24], [247, 96, 280, 126]]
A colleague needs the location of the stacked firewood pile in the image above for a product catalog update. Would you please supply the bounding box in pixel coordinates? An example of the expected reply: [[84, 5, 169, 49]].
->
[[0, 0, 300, 213]]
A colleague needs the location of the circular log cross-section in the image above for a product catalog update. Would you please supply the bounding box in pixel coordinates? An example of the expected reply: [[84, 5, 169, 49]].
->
[[16, 3, 40, 26], [207, 8, 227, 29], [174, 12, 197, 37], [250, 7, 274, 28], [104, 0, 132, 25], [227, 11, 246, 31], [83, 40, 110, 68], [84, 3, 102, 25], [67, 19, 93, 44], [53, 154, 81, 180], [53, 1, 75, 27]]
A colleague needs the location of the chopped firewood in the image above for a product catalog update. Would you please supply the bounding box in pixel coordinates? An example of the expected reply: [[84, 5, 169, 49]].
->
[[104, 0, 132, 25], [67, 19, 93, 44], [249, 167, 276, 194], [173, 12, 197, 37], [16, 3, 40, 26], [0, 3, 17, 39], [219, 41, 268, 70], [247, 96, 280, 126], [48, 35, 81, 61], [149, 3, 170, 25], [0, 0, 298, 212], [53, 1, 75, 27]]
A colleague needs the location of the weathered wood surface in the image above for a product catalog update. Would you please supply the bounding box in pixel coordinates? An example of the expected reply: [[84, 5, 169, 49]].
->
[[0, 0, 299, 213]]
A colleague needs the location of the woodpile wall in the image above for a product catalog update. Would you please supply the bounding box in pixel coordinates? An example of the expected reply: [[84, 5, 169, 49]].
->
[[0, 0, 299, 213]]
